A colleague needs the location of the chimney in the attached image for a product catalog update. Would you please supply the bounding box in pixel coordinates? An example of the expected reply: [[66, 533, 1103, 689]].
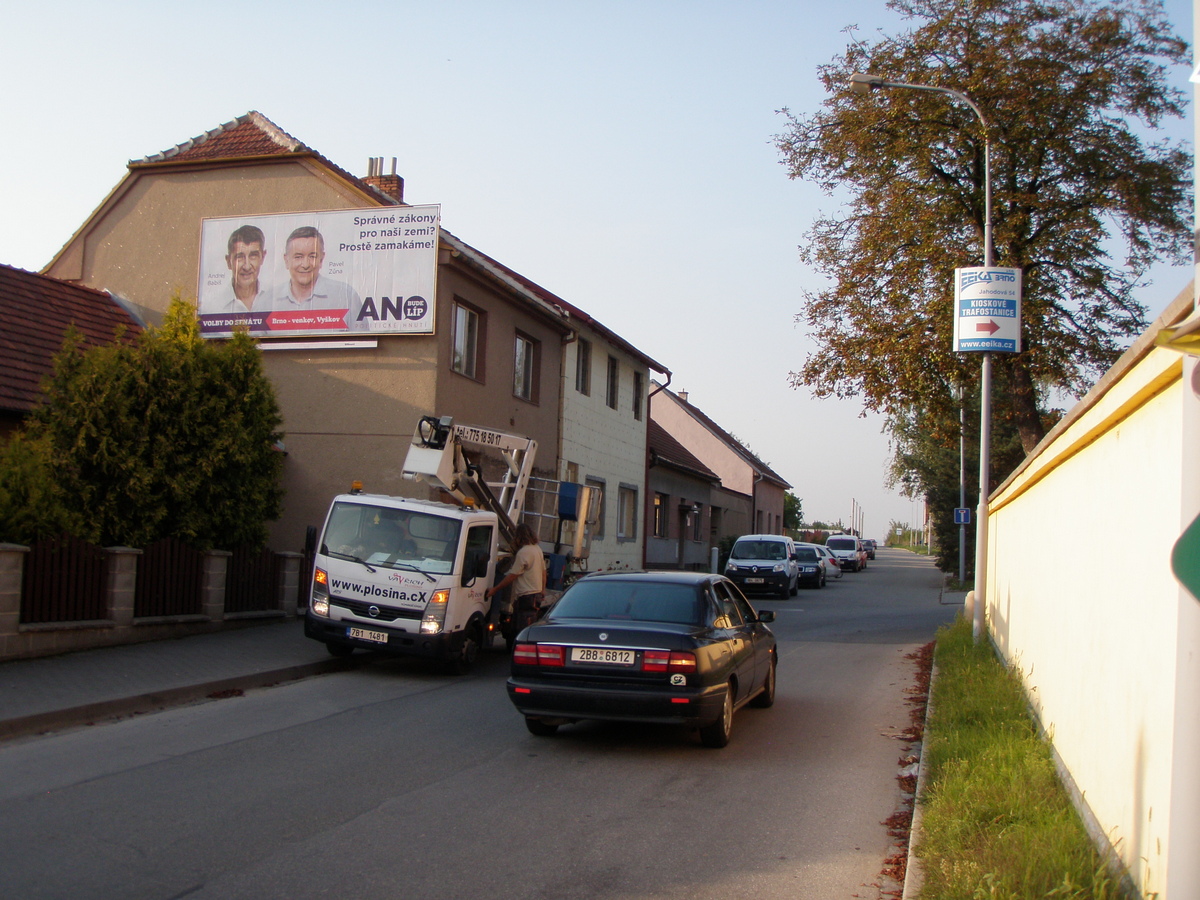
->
[[678, 390, 689, 403], [364, 156, 404, 203]]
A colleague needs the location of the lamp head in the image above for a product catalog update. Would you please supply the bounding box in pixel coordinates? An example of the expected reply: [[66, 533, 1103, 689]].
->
[[850, 72, 884, 95]]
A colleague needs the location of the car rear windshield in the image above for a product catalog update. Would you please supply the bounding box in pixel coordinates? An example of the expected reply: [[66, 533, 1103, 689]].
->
[[731, 540, 787, 561], [549, 580, 703, 625], [827, 538, 856, 551], [795, 548, 819, 561]]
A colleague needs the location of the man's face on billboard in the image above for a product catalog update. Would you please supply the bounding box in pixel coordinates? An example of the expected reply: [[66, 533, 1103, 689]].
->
[[226, 241, 264, 292], [284, 236, 324, 289]]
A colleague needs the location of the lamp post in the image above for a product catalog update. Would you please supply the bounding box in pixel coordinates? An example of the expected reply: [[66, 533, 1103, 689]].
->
[[850, 72, 993, 641]]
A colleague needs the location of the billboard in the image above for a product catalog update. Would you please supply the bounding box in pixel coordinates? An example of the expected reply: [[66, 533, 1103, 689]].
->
[[197, 205, 440, 339]]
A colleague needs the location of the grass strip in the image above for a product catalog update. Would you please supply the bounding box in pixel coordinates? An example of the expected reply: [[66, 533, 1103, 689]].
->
[[915, 616, 1124, 899]]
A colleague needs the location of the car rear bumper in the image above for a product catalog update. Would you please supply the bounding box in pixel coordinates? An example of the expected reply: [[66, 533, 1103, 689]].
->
[[506, 677, 727, 726]]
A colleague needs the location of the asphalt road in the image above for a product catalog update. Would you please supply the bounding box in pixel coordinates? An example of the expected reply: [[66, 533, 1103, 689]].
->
[[0, 548, 958, 900]]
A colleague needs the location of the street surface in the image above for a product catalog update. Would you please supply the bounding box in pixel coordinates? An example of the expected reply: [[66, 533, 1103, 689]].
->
[[0, 548, 957, 899]]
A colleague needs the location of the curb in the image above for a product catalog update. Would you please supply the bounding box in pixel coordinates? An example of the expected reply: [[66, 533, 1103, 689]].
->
[[902, 660, 938, 900], [0, 657, 354, 743]]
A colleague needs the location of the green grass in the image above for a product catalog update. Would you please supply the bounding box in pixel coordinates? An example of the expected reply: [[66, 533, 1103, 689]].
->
[[915, 617, 1124, 899]]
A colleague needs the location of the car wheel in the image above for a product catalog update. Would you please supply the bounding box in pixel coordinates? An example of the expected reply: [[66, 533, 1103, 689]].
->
[[445, 619, 483, 674], [700, 682, 734, 748], [326, 642, 354, 659], [750, 654, 776, 708], [525, 716, 559, 737]]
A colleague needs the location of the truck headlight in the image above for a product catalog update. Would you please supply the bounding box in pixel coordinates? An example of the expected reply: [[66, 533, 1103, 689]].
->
[[420, 589, 451, 634], [311, 567, 330, 617]]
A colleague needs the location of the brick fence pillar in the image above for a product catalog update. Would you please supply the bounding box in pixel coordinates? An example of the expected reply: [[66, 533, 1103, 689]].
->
[[275, 552, 303, 617], [0, 544, 30, 657], [104, 547, 142, 628], [202, 550, 232, 621]]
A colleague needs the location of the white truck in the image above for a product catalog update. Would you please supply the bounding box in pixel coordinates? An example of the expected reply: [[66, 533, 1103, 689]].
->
[[304, 415, 599, 672]]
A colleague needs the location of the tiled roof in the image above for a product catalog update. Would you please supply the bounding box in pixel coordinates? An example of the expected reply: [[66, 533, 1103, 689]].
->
[[648, 419, 720, 482], [0, 264, 142, 415], [131, 111, 400, 207]]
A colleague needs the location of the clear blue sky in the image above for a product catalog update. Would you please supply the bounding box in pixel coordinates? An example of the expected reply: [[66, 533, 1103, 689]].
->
[[1, 0, 1192, 536]]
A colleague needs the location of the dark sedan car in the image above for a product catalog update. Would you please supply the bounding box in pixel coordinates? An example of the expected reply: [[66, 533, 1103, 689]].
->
[[506, 571, 777, 748], [794, 546, 826, 588]]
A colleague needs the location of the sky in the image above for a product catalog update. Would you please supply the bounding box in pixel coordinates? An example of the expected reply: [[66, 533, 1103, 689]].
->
[[1, 0, 1193, 539]]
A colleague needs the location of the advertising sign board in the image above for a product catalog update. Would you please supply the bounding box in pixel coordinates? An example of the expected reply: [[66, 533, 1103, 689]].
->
[[953, 266, 1022, 353], [196, 205, 440, 339]]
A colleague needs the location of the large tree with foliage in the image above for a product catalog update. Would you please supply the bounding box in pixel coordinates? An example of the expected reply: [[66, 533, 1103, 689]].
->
[[5, 297, 284, 549], [776, 0, 1191, 459]]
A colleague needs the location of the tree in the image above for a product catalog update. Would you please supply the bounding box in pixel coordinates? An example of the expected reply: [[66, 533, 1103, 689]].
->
[[775, 0, 1190, 457], [784, 491, 804, 531], [19, 297, 284, 549]]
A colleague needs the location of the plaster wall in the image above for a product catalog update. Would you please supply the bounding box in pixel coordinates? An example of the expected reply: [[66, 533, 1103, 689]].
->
[[987, 346, 1185, 896], [561, 336, 649, 571]]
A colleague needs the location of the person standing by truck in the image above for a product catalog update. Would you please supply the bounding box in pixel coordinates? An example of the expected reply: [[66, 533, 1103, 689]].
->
[[486, 524, 546, 624]]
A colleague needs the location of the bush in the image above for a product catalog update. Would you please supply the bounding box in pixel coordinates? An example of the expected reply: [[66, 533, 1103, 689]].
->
[[19, 297, 283, 550]]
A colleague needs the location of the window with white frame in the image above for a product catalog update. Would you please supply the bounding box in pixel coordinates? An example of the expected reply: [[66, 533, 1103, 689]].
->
[[575, 339, 592, 395], [452, 301, 482, 380], [617, 484, 637, 541], [653, 492, 669, 538], [513, 332, 539, 402], [587, 476, 606, 540]]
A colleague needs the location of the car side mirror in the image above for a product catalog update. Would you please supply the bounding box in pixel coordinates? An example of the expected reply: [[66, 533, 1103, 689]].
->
[[757, 610, 776, 623]]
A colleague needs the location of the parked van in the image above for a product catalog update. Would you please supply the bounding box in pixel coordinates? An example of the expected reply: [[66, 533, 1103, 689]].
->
[[825, 534, 866, 572], [724, 534, 798, 598]]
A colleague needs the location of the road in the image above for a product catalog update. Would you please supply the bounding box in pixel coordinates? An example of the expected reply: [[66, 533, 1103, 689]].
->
[[0, 549, 958, 899]]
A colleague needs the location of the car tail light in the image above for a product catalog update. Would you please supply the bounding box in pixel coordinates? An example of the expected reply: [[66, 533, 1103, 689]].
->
[[513, 643, 566, 667], [513, 643, 539, 665], [642, 650, 696, 673], [537, 645, 566, 667]]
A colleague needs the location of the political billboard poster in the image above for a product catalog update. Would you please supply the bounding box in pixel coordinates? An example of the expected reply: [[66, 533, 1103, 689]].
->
[[196, 205, 440, 339]]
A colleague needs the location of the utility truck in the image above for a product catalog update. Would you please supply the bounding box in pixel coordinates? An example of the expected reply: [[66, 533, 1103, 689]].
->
[[304, 415, 599, 672]]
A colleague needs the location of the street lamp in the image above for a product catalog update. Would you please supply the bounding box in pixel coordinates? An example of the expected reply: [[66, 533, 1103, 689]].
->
[[850, 72, 993, 641]]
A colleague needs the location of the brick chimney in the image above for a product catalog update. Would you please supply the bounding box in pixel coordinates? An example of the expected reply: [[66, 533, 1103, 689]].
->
[[364, 156, 404, 203]]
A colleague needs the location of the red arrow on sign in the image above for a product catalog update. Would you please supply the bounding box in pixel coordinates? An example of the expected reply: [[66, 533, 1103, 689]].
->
[[975, 320, 1001, 335]]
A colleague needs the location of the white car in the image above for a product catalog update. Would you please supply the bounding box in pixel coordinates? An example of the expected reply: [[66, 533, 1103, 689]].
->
[[799, 542, 842, 580]]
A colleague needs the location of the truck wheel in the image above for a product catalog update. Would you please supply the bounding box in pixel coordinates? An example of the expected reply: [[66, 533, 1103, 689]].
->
[[445, 620, 483, 675]]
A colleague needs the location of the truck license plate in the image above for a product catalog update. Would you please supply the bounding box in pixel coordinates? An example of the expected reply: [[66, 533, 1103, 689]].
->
[[745, 577, 764, 584], [348, 627, 388, 644]]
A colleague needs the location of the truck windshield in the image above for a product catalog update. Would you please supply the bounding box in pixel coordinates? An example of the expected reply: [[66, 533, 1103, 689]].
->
[[321, 502, 462, 574]]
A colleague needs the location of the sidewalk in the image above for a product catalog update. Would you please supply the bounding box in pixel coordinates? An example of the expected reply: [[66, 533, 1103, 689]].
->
[[0, 617, 346, 741]]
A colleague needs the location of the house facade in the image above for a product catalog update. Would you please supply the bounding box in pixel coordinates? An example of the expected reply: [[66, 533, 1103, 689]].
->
[[40, 112, 658, 561], [645, 419, 721, 569], [649, 384, 790, 544]]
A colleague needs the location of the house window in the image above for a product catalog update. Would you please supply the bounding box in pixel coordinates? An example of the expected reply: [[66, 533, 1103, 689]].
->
[[633, 371, 644, 420], [606, 356, 619, 410], [575, 339, 592, 395], [565, 461, 579, 483], [452, 302, 482, 380], [513, 333, 539, 402], [617, 485, 637, 541], [653, 492, 669, 538], [587, 476, 606, 540]]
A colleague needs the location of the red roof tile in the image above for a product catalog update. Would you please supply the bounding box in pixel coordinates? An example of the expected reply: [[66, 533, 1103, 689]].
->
[[0, 264, 142, 414]]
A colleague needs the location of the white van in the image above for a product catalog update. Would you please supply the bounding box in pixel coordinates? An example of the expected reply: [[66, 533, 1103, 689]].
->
[[724, 534, 798, 598], [825, 534, 866, 572]]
